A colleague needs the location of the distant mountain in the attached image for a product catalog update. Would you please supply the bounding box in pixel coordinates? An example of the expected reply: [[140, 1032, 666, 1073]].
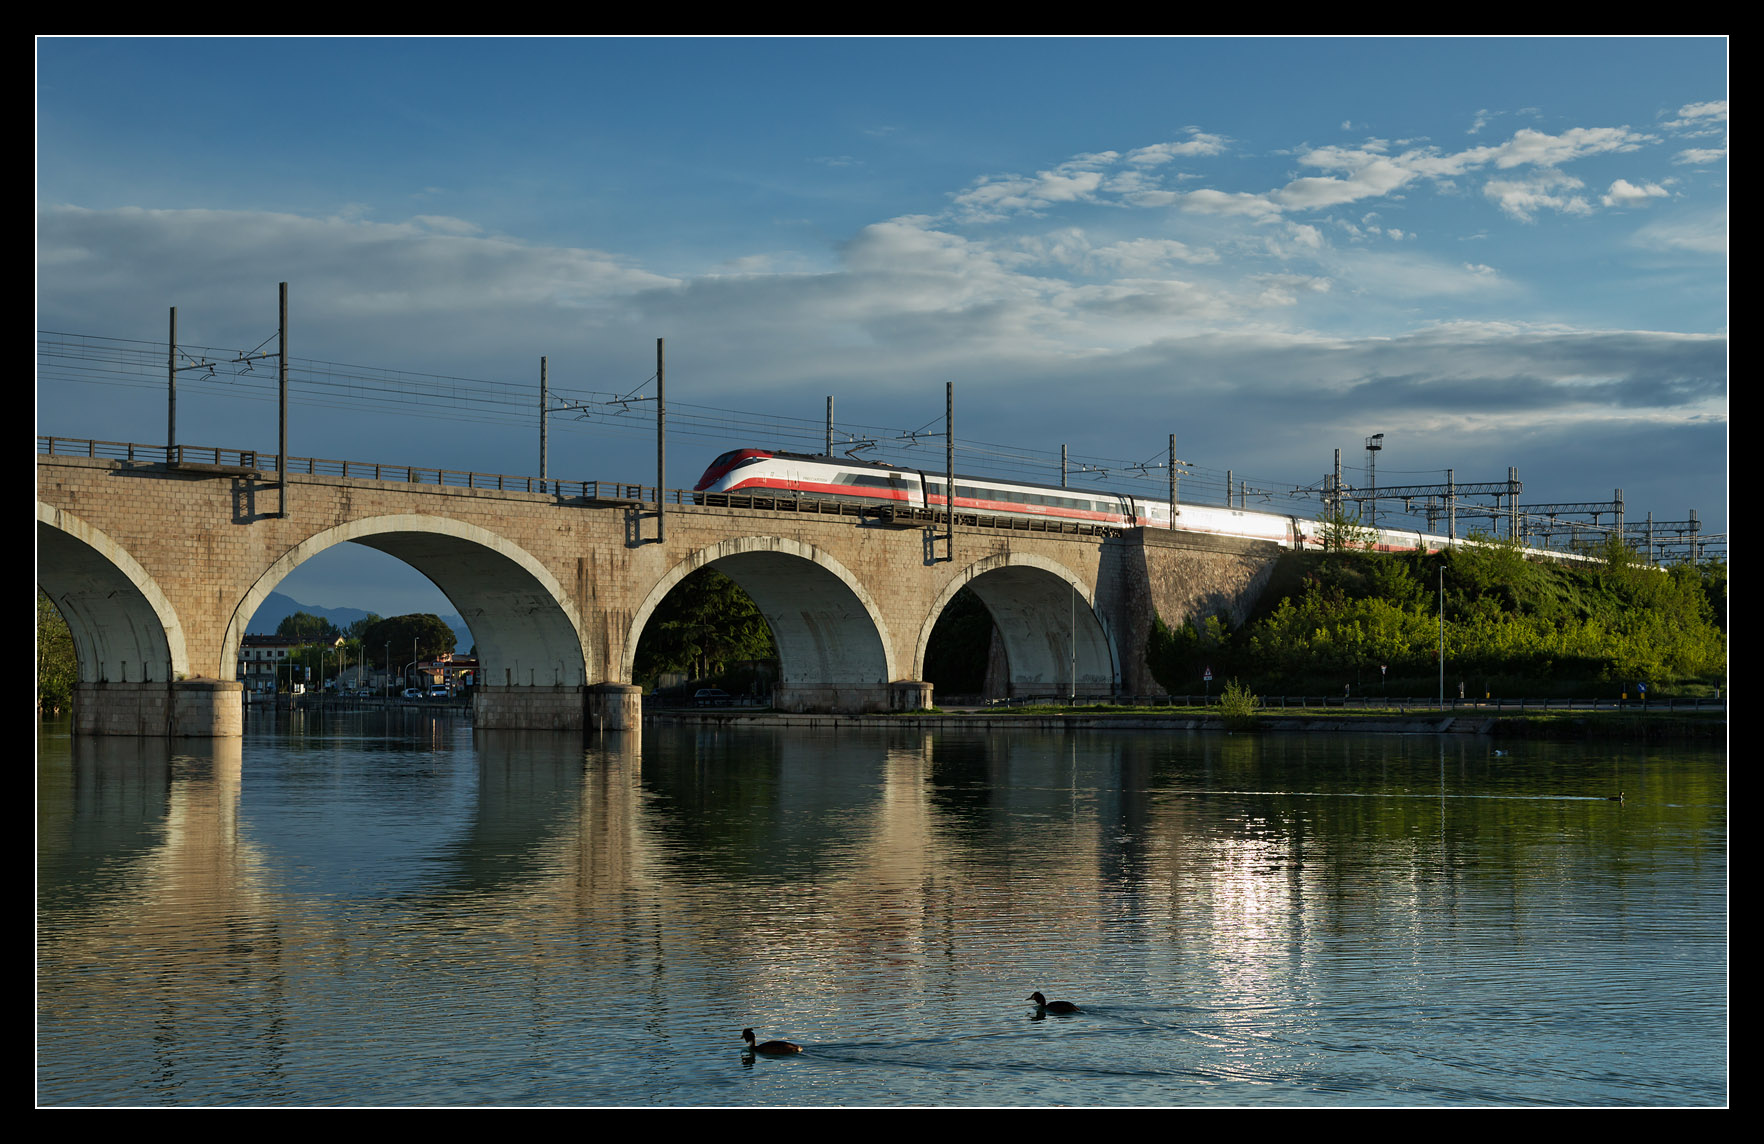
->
[[248, 592, 473, 652]]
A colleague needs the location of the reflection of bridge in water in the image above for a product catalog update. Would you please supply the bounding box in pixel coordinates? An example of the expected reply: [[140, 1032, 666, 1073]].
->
[[37, 439, 1280, 736]]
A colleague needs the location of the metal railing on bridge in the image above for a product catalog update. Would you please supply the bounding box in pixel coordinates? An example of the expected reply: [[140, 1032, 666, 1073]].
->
[[38, 436, 1122, 536], [977, 693, 1725, 713], [40, 435, 600, 495]]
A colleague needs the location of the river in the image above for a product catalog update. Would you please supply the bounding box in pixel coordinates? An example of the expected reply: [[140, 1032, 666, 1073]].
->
[[36, 711, 1727, 1106]]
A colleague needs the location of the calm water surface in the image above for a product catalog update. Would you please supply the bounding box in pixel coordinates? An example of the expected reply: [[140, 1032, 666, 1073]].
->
[[37, 712, 1727, 1106]]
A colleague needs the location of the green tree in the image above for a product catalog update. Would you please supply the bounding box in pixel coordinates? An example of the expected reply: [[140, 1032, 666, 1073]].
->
[[1696, 560, 1727, 634], [633, 568, 776, 686], [277, 610, 341, 642], [1318, 507, 1377, 552], [1191, 546, 1725, 697], [38, 590, 77, 715], [345, 613, 383, 641], [1146, 610, 1234, 693], [361, 614, 458, 674]]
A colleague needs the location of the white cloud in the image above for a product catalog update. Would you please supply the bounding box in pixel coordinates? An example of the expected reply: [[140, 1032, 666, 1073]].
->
[[1178, 188, 1283, 219], [1482, 171, 1593, 222], [1630, 208, 1729, 257], [951, 164, 1110, 220], [1252, 273, 1332, 306], [1477, 126, 1653, 169], [36, 203, 680, 332], [411, 215, 483, 236], [1124, 132, 1229, 165], [1314, 248, 1510, 298], [1273, 155, 1418, 210], [1663, 100, 1727, 130], [1601, 179, 1671, 209], [1092, 237, 1221, 270]]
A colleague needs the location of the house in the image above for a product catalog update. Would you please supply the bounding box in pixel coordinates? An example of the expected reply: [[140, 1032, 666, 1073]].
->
[[237, 635, 304, 693]]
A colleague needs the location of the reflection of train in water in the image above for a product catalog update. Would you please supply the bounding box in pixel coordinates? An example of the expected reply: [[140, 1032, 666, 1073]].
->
[[694, 449, 1464, 554]]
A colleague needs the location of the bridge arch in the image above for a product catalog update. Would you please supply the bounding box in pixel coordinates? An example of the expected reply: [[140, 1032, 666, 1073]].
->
[[627, 536, 896, 710], [38, 503, 191, 683], [226, 514, 588, 687], [916, 553, 1118, 699]]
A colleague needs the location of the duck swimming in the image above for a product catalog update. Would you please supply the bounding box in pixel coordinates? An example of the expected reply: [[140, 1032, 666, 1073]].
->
[[742, 1028, 804, 1054], [1027, 991, 1080, 1014]]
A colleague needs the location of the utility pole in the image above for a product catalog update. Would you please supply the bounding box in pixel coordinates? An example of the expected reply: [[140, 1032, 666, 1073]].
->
[[656, 338, 666, 544], [1364, 433, 1384, 529], [167, 307, 177, 463], [1168, 434, 1178, 520], [945, 382, 955, 563], [1509, 467, 1519, 540], [539, 356, 548, 486], [826, 395, 834, 455], [278, 282, 288, 517], [1438, 566, 1445, 708]]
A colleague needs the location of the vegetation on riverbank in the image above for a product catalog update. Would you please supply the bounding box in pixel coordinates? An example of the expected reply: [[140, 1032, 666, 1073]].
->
[[632, 567, 778, 695], [37, 591, 75, 715], [1148, 538, 1726, 700]]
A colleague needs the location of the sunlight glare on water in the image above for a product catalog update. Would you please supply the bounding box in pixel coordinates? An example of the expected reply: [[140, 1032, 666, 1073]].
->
[[36, 714, 1726, 1106]]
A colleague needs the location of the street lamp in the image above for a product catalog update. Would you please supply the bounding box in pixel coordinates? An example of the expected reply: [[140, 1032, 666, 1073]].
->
[[1365, 433, 1385, 531]]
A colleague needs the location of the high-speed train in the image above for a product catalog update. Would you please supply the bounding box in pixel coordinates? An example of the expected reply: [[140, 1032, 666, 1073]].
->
[[694, 448, 1460, 554]]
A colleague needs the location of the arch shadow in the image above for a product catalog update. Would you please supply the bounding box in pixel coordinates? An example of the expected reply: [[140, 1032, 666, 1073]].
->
[[627, 536, 895, 710], [916, 554, 1118, 698], [38, 503, 189, 683]]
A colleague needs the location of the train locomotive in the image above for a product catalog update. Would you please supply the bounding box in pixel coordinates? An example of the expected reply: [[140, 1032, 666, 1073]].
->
[[694, 448, 1451, 554]]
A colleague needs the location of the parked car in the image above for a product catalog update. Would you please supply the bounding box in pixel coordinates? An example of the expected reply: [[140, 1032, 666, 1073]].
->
[[694, 688, 731, 707], [402, 688, 422, 699]]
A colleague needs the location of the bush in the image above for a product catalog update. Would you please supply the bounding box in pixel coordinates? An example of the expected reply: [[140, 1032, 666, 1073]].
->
[[1175, 547, 1726, 698], [1219, 678, 1262, 731]]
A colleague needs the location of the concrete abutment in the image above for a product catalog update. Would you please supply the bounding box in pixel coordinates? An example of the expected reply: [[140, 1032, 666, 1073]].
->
[[74, 679, 243, 737]]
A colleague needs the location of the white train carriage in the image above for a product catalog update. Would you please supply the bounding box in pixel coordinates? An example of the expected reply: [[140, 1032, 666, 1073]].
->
[[695, 449, 1457, 553]]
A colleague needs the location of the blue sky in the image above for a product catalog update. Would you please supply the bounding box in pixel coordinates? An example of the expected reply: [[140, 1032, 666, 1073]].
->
[[37, 37, 1727, 620]]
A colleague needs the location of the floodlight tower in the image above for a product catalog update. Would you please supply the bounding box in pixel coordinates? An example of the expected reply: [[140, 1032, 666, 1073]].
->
[[1364, 433, 1385, 529]]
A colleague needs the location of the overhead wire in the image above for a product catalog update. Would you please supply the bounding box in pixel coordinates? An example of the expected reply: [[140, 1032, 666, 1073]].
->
[[36, 329, 1466, 527]]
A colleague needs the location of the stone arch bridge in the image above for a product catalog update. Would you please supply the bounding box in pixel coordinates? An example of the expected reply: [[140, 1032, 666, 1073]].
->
[[37, 447, 1281, 736]]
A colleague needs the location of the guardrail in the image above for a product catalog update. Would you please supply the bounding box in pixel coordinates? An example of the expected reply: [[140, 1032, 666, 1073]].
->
[[979, 694, 1724, 712], [38, 435, 1119, 536], [35, 435, 911, 506], [40, 435, 601, 494], [38, 436, 1703, 555]]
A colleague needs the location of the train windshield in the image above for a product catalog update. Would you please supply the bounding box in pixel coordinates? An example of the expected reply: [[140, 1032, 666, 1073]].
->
[[697, 449, 773, 490]]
